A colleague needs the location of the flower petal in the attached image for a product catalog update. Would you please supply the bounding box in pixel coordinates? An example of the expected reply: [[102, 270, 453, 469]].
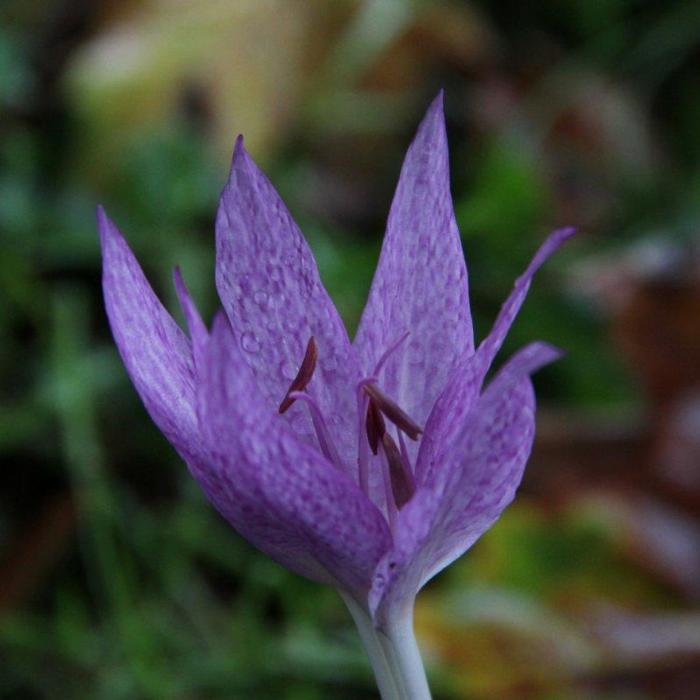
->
[[215, 138, 360, 467], [173, 266, 208, 371], [99, 207, 202, 462], [369, 342, 562, 626], [476, 227, 575, 373], [354, 91, 473, 426], [196, 313, 392, 595], [415, 226, 575, 484]]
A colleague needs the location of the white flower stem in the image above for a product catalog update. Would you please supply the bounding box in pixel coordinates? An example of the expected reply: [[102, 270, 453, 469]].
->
[[341, 593, 432, 700], [381, 606, 432, 699], [341, 592, 401, 699]]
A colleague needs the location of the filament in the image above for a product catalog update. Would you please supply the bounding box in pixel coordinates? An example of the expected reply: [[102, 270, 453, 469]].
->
[[288, 391, 343, 471]]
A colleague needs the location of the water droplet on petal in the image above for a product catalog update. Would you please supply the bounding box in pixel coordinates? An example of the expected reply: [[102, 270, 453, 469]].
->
[[241, 331, 261, 353], [254, 290, 269, 308]]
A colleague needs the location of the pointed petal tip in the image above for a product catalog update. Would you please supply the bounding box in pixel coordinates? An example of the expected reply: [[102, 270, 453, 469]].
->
[[231, 134, 246, 161], [519, 225, 578, 282], [402, 91, 447, 155], [226, 135, 247, 175], [96, 206, 125, 257], [228, 135, 255, 181], [496, 340, 566, 383], [430, 88, 445, 109], [420, 89, 446, 133], [529, 340, 566, 366], [96, 205, 112, 241], [172, 265, 186, 295], [545, 224, 577, 248], [172, 267, 191, 321], [542, 225, 577, 256], [554, 225, 577, 243], [172, 267, 193, 316], [173, 266, 208, 351]]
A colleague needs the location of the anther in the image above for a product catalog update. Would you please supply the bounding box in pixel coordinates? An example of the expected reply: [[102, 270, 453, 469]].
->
[[363, 383, 423, 440], [382, 432, 416, 509], [365, 398, 386, 455], [279, 337, 317, 414]]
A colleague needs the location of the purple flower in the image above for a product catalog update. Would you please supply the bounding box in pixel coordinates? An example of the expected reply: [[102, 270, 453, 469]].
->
[[99, 92, 573, 699]]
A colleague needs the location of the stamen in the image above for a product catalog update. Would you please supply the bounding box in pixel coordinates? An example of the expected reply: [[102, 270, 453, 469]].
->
[[279, 337, 317, 414], [354, 332, 410, 500], [382, 432, 416, 509], [288, 390, 343, 471], [372, 330, 410, 377], [363, 383, 423, 441], [379, 447, 398, 530], [365, 398, 386, 455], [397, 430, 414, 479], [356, 387, 371, 495]]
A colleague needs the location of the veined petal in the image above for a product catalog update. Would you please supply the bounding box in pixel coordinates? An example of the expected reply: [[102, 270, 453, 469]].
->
[[196, 314, 392, 595], [354, 91, 473, 427], [99, 207, 202, 463], [215, 138, 360, 466], [415, 226, 575, 484], [476, 227, 575, 373], [369, 342, 562, 627]]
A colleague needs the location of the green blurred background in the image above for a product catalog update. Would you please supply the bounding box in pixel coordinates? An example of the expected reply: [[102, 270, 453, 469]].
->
[[2, 1, 700, 698]]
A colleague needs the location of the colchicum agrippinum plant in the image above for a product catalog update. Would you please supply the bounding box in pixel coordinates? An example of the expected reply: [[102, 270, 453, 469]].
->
[[99, 93, 574, 699]]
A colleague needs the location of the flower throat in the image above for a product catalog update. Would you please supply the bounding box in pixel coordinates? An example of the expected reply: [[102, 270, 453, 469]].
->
[[278, 336, 421, 527]]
